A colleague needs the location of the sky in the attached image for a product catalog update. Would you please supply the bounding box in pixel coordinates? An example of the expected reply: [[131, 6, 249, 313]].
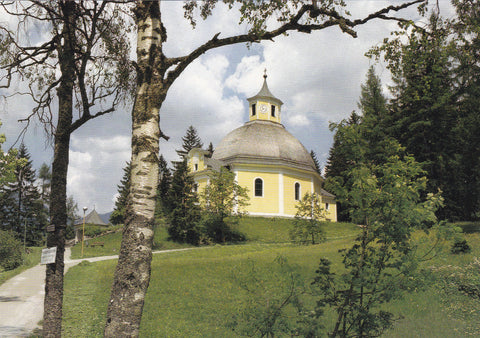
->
[[0, 1, 456, 214]]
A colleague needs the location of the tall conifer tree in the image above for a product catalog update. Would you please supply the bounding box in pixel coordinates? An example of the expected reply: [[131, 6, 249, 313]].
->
[[324, 67, 389, 221], [110, 162, 131, 225], [176, 125, 203, 159], [165, 159, 201, 244], [3, 144, 46, 245]]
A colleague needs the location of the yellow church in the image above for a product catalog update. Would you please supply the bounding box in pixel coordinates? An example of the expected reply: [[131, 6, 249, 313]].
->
[[187, 73, 337, 221]]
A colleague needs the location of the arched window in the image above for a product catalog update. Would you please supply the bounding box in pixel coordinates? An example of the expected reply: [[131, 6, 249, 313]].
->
[[294, 182, 301, 201], [252, 104, 256, 116], [271, 105, 276, 117], [254, 178, 263, 197]]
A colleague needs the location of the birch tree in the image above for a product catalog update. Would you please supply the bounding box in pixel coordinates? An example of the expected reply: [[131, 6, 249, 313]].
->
[[104, 1, 427, 335], [0, 1, 132, 336]]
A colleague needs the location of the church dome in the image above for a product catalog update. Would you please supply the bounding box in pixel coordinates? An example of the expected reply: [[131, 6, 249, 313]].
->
[[212, 120, 316, 172]]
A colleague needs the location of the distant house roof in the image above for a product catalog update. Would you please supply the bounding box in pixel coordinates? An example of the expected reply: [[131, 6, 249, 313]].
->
[[74, 209, 108, 227]]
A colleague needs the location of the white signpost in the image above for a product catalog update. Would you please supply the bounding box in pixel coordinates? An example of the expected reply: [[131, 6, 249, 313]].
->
[[40, 247, 57, 265]]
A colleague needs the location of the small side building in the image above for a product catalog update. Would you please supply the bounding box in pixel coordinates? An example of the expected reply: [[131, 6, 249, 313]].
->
[[74, 209, 108, 243], [188, 73, 337, 221]]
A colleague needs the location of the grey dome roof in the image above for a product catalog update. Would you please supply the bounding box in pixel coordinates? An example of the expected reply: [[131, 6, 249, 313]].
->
[[212, 120, 316, 172]]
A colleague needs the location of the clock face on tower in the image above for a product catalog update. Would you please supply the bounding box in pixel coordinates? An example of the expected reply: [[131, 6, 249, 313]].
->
[[260, 104, 268, 113]]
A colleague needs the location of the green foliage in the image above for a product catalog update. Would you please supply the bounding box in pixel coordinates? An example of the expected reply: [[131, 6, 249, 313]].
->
[[310, 150, 321, 175], [317, 115, 445, 336], [175, 125, 203, 160], [156, 154, 172, 216], [110, 162, 131, 225], [367, 9, 480, 221], [201, 167, 249, 243], [61, 220, 480, 336], [0, 230, 23, 271], [0, 143, 47, 246], [165, 159, 202, 244], [229, 256, 307, 337], [199, 213, 245, 244], [38, 163, 51, 201], [451, 239, 471, 254], [290, 192, 326, 245], [83, 225, 109, 238], [325, 67, 391, 222]]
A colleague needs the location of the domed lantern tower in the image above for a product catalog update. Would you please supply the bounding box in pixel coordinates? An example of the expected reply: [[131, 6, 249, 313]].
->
[[187, 73, 337, 220]]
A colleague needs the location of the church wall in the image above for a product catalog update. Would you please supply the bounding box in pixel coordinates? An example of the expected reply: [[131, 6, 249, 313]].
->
[[283, 173, 314, 216], [236, 169, 279, 214], [322, 197, 337, 222]]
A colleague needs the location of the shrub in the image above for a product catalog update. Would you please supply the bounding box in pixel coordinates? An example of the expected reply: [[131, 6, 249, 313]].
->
[[200, 214, 245, 243], [0, 230, 23, 271], [451, 239, 471, 254]]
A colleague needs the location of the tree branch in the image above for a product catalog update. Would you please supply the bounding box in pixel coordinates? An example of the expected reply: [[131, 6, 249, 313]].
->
[[165, 0, 425, 88]]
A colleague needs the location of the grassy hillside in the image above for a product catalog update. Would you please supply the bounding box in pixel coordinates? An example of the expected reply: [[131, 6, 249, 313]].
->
[[62, 219, 480, 337]]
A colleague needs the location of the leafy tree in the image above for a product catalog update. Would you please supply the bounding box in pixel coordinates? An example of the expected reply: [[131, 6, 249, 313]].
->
[[448, 1, 480, 220], [65, 195, 78, 240], [290, 192, 326, 245], [200, 167, 249, 243], [165, 159, 201, 244], [310, 150, 321, 175], [105, 1, 427, 334], [38, 163, 52, 202], [0, 2, 133, 334], [0, 121, 20, 189], [313, 138, 443, 337], [0, 230, 23, 271], [230, 256, 308, 337], [110, 162, 131, 225]]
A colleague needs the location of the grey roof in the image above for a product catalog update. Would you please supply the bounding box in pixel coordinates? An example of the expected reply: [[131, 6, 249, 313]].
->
[[247, 74, 283, 106], [75, 209, 108, 226], [320, 189, 336, 198], [212, 120, 316, 172], [205, 157, 225, 172]]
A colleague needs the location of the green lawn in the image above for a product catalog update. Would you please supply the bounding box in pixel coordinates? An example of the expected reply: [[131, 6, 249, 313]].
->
[[62, 220, 480, 337]]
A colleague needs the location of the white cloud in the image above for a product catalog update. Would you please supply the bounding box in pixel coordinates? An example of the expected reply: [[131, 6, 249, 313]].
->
[[1, 1, 457, 213]]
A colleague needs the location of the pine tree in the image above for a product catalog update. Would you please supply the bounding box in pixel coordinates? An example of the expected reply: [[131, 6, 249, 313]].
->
[[324, 67, 390, 222], [156, 155, 172, 216], [176, 125, 203, 159], [110, 162, 131, 225], [310, 150, 321, 175], [3, 144, 46, 245], [206, 142, 214, 157], [165, 159, 201, 244]]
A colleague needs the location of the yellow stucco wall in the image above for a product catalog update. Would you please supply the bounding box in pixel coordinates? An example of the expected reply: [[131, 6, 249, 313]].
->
[[322, 196, 337, 222], [188, 159, 337, 221], [283, 173, 313, 216], [236, 170, 279, 214], [249, 100, 281, 124], [187, 149, 207, 173]]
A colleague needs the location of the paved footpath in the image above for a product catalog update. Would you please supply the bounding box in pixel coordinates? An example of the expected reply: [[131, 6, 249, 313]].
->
[[0, 247, 193, 337]]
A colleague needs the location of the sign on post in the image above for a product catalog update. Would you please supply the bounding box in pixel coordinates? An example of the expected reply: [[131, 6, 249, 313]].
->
[[41, 247, 57, 265]]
